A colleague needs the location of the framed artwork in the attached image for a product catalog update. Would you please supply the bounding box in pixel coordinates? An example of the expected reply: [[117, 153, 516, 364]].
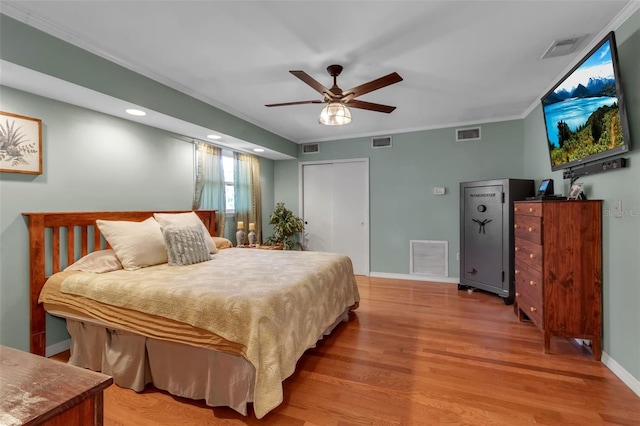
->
[[568, 183, 584, 200], [0, 111, 43, 175]]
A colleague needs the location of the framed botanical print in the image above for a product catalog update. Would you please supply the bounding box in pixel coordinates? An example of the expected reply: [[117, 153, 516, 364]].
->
[[0, 111, 43, 175]]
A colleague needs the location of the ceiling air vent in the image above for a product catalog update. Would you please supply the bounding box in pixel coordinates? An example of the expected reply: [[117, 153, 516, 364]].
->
[[371, 136, 392, 149], [541, 35, 586, 59], [456, 127, 481, 142], [302, 143, 319, 154]]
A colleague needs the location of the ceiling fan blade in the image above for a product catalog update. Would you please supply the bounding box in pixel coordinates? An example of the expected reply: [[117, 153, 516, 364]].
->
[[289, 70, 334, 98], [342, 72, 403, 100], [346, 99, 396, 113], [265, 100, 325, 107]]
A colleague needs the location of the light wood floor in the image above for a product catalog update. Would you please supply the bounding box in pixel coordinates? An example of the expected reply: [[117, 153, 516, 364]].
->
[[52, 276, 640, 425]]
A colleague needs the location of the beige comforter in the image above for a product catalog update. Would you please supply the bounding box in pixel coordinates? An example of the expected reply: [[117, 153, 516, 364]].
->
[[48, 248, 359, 419]]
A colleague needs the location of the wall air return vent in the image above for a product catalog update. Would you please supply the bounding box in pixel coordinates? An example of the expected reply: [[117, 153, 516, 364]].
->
[[371, 136, 392, 149], [410, 240, 448, 277], [302, 143, 319, 154], [456, 127, 481, 142]]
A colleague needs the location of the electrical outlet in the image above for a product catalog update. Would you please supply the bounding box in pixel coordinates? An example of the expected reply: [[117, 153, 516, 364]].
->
[[456, 252, 460, 261], [613, 200, 622, 218]]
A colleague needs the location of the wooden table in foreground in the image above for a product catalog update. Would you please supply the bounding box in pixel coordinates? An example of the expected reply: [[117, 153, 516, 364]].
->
[[0, 345, 113, 425]]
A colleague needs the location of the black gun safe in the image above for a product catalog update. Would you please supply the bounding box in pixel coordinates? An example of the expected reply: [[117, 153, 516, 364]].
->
[[459, 179, 534, 304]]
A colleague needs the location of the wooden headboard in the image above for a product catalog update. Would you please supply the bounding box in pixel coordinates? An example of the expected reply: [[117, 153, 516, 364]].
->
[[22, 210, 217, 356]]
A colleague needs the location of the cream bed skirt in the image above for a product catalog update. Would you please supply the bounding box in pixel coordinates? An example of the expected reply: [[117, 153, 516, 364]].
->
[[64, 309, 349, 416]]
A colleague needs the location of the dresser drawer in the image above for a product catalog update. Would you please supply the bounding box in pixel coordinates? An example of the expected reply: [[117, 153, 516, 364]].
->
[[517, 292, 544, 329], [514, 215, 542, 244], [514, 202, 542, 217], [515, 238, 543, 270], [515, 263, 543, 301]]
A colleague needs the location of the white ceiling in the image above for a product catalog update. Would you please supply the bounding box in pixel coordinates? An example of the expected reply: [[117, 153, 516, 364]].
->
[[1, 1, 638, 147]]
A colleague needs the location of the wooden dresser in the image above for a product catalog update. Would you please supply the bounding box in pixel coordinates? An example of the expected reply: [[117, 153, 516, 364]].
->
[[513, 200, 602, 360], [0, 345, 112, 425]]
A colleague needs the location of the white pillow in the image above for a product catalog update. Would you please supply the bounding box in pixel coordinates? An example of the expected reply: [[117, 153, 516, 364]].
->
[[153, 212, 218, 254], [96, 217, 168, 270], [65, 249, 123, 273]]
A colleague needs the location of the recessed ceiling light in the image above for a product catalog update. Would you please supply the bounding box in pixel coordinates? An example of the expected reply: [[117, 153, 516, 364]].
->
[[253, 148, 265, 152], [126, 109, 146, 116], [207, 134, 222, 140]]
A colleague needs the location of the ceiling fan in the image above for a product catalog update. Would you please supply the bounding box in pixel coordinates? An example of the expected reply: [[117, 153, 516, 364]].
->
[[265, 65, 403, 125]]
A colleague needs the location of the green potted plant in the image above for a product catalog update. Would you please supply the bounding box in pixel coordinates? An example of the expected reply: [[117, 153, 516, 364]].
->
[[264, 202, 305, 250]]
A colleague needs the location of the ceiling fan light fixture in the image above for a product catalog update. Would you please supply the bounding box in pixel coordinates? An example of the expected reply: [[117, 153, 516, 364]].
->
[[319, 102, 352, 126]]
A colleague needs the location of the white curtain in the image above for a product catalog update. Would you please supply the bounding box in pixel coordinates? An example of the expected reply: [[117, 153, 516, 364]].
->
[[193, 141, 226, 237]]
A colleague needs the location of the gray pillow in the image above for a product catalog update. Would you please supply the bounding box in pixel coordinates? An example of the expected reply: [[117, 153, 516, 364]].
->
[[161, 225, 212, 266]]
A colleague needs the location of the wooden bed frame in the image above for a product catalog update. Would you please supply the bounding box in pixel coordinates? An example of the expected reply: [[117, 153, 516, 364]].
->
[[22, 210, 217, 357]]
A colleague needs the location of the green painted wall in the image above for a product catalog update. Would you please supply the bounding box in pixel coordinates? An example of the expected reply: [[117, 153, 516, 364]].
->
[[260, 157, 276, 242], [273, 159, 300, 214], [275, 119, 527, 276], [524, 9, 640, 380], [0, 86, 275, 351]]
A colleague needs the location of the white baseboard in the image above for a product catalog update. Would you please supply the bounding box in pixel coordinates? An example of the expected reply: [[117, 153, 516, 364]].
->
[[369, 271, 459, 284], [45, 339, 71, 357], [602, 351, 640, 397]]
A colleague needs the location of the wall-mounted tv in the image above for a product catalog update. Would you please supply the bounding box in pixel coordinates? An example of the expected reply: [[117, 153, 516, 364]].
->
[[541, 31, 631, 171]]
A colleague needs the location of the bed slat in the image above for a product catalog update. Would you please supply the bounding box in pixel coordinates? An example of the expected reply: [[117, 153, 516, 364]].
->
[[52, 227, 60, 275], [81, 225, 88, 257], [93, 227, 101, 252], [67, 226, 75, 268]]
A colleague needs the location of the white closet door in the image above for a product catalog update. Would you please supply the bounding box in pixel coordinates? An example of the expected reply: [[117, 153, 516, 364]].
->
[[302, 163, 333, 252], [301, 160, 369, 275]]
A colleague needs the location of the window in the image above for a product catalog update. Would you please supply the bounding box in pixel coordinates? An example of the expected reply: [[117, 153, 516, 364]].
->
[[222, 150, 234, 213]]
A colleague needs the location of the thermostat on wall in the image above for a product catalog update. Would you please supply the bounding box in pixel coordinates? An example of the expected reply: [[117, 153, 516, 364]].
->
[[434, 187, 446, 195]]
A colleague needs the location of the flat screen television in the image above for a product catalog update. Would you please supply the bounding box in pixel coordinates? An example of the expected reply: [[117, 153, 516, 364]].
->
[[541, 31, 631, 171]]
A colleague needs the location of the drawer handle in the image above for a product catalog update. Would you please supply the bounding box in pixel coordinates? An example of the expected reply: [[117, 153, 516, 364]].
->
[[529, 207, 534, 213], [530, 307, 537, 313], [515, 247, 520, 252], [514, 224, 520, 229], [514, 207, 519, 212], [529, 253, 536, 259], [515, 292, 520, 297], [529, 280, 536, 286], [528, 227, 535, 232], [515, 269, 520, 275]]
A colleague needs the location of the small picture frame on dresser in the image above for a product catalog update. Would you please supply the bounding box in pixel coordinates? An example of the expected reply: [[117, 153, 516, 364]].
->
[[567, 183, 584, 200]]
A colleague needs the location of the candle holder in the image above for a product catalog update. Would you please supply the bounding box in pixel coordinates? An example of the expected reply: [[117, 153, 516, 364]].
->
[[236, 229, 246, 247], [248, 230, 257, 247], [247, 222, 257, 247], [236, 222, 246, 247]]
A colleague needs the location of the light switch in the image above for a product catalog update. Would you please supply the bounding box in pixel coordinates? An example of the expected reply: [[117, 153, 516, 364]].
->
[[434, 187, 446, 195]]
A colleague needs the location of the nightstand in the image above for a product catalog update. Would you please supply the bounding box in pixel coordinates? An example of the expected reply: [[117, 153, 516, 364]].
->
[[0, 345, 113, 425]]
